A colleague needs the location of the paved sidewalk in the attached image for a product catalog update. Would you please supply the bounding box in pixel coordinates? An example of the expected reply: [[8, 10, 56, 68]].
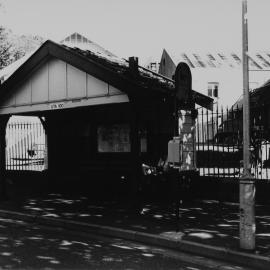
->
[[0, 187, 270, 269]]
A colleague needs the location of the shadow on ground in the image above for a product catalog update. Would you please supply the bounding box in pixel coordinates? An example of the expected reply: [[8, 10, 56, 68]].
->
[[1, 177, 270, 258]]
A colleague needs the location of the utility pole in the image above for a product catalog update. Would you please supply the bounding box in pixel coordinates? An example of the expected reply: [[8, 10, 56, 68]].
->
[[239, 0, 256, 250]]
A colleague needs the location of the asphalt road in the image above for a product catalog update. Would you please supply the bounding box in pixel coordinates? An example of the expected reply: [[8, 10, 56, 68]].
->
[[0, 218, 251, 270]]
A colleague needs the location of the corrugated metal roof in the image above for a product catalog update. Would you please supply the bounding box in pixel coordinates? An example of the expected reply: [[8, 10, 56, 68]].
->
[[171, 52, 270, 69]]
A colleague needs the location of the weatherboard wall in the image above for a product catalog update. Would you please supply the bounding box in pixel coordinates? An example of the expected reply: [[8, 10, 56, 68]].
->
[[0, 57, 128, 115]]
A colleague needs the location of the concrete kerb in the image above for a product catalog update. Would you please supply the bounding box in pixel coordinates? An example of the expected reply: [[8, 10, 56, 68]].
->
[[0, 209, 36, 223], [0, 209, 269, 270]]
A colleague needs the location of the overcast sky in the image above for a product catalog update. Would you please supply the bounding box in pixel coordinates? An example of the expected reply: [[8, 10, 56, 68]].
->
[[1, 0, 269, 64]]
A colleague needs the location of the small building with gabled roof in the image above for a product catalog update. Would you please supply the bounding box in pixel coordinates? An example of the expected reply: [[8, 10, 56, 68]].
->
[[0, 38, 212, 199]]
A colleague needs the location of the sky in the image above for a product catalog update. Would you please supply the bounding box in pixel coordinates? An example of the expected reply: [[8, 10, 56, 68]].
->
[[1, 0, 270, 64]]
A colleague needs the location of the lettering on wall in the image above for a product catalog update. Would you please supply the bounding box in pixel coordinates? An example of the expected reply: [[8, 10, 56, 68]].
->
[[49, 102, 65, 110]]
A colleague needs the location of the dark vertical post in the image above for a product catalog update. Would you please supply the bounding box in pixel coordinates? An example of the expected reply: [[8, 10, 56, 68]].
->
[[22, 122, 26, 171], [34, 122, 37, 171], [19, 122, 23, 170], [216, 105, 220, 178], [266, 141, 269, 180], [201, 108, 205, 176], [14, 122, 17, 170], [0, 116, 10, 200], [6, 122, 10, 170], [30, 122, 34, 171], [128, 57, 141, 207], [130, 99, 141, 210], [43, 120, 48, 171], [211, 105, 215, 176], [231, 108, 236, 177], [47, 115, 54, 184], [26, 123, 30, 170], [39, 116, 48, 171], [226, 107, 229, 176], [206, 108, 209, 176], [196, 108, 200, 175], [221, 106, 225, 177], [11, 123, 14, 170]]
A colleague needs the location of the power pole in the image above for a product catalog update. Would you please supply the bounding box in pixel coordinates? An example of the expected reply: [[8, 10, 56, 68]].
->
[[239, 0, 256, 250]]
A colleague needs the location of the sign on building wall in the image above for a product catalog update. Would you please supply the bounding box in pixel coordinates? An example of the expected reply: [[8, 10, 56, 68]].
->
[[97, 124, 131, 152]]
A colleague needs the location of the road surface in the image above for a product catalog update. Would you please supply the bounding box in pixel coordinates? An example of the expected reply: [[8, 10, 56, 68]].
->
[[0, 218, 251, 269]]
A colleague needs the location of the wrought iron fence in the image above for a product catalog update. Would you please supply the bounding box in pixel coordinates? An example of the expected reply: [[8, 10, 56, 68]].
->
[[196, 105, 270, 180], [6, 120, 45, 171], [5, 108, 270, 179]]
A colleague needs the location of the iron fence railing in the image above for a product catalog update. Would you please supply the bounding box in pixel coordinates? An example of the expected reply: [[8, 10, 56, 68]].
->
[[5, 107, 270, 179], [196, 105, 270, 180], [6, 121, 45, 171]]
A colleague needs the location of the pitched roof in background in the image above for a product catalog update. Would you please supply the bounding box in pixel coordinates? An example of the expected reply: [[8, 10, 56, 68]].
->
[[60, 32, 117, 59], [0, 32, 119, 83], [170, 51, 270, 70]]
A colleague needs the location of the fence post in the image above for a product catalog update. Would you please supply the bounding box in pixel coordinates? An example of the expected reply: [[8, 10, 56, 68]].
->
[[39, 117, 48, 171]]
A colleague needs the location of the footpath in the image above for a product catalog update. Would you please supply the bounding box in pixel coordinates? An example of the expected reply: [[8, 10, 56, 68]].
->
[[0, 184, 269, 269]]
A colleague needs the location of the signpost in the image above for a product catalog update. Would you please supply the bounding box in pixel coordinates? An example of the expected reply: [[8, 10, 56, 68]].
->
[[240, 0, 256, 250], [168, 63, 197, 231]]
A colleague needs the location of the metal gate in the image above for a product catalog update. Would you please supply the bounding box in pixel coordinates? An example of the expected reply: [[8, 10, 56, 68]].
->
[[6, 117, 46, 171], [196, 106, 270, 180]]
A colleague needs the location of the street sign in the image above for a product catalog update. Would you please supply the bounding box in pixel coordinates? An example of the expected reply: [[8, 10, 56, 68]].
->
[[175, 62, 192, 102]]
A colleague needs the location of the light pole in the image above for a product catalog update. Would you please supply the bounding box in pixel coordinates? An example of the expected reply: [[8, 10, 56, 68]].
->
[[239, 0, 256, 250]]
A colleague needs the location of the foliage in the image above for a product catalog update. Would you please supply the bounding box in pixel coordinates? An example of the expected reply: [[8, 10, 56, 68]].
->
[[10, 34, 44, 62], [0, 26, 12, 69], [0, 18, 44, 70]]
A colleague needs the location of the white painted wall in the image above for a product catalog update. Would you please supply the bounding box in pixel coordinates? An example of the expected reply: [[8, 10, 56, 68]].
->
[[0, 57, 129, 114]]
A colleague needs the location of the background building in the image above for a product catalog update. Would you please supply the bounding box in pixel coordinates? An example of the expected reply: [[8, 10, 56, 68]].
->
[[145, 49, 270, 108]]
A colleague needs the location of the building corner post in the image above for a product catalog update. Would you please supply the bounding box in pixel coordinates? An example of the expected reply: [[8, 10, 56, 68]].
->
[[0, 116, 10, 201]]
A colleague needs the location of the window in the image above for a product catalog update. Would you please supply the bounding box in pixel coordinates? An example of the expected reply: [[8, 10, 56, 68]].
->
[[208, 87, 212, 97], [150, 62, 157, 72], [207, 82, 219, 98], [71, 34, 76, 43], [213, 85, 218, 98], [97, 124, 130, 152]]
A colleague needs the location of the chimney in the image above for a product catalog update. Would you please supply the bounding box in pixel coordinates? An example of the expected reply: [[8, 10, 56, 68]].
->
[[128, 56, 139, 75]]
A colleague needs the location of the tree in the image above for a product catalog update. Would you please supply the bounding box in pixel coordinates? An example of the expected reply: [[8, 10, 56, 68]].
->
[[10, 34, 44, 61], [0, 26, 12, 69], [0, 26, 44, 71]]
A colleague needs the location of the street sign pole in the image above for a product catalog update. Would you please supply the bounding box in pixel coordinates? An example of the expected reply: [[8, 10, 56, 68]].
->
[[240, 0, 256, 250]]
